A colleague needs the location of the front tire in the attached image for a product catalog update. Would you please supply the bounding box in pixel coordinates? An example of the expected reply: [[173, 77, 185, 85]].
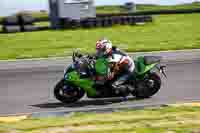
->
[[134, 73, 161, 98], [54, 79, 85, 104]]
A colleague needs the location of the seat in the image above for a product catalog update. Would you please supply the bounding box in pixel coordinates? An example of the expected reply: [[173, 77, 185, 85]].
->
[[144, 56, 162, 65]]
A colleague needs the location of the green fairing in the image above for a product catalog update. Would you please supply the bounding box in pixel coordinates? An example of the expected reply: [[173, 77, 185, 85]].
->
[[95, 58, 109, 75], [66, 71, 97, 97], [134, 56, 157, 76], [65, 58, 109, 97]]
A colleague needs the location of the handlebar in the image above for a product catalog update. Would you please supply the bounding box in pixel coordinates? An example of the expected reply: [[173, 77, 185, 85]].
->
[[72, 51, 96, 64]]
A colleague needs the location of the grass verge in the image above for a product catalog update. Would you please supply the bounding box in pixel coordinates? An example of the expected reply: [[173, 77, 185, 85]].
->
[[6, 2, 200, 18], [97, 2, 200, 14], [1, 106, 200, 133], [0, 13, 200, 60]]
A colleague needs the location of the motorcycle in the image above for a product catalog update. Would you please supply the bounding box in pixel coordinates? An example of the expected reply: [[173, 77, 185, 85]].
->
[[54, 51, 167, 103]]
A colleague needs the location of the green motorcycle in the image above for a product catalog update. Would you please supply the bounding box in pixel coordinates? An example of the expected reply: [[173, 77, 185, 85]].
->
[[54, 52, 167, 103]]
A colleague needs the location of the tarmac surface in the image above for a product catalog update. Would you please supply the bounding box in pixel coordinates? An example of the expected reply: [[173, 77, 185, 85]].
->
[[0, 50, 200, 115]]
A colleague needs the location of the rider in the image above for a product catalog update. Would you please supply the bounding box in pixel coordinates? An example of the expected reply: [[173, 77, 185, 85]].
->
[[96, 38, 135, 97]]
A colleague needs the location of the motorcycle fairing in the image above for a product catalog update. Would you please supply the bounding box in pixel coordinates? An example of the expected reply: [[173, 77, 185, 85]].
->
[[134, 56, 158, 76], [66, 71, 97, 97], [95, 58, 109, 76], [64, 58, 109, 97]]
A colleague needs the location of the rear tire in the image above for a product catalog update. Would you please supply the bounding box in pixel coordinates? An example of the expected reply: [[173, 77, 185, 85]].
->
[[134, 73, 161, 98], [54, 79, 85, 104]]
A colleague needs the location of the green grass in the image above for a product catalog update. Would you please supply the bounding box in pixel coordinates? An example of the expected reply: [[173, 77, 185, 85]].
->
[[34, 22, 49, 27], [31, 2, 200, 18], [97, 2, 200, 14], [1, 2, 198, 20], [137, 2, 200, 11], [1, 106, 200, 133], [0, 13, 200, 60], [96, 6, 124, 14]]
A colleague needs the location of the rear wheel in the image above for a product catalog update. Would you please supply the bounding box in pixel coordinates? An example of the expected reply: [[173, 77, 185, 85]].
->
[[133, 73, 161, 98], [54, 79, 85, 104]]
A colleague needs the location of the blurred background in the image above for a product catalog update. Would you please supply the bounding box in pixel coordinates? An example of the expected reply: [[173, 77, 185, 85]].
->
[[1, 0, 200, 17]]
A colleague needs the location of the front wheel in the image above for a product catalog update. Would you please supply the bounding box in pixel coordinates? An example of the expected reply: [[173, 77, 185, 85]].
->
[[133, 72, 161, 98], [54, 79, 85, 104]]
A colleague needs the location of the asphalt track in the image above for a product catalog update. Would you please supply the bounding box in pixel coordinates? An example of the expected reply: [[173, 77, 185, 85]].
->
[[0, 50, 200, 115]]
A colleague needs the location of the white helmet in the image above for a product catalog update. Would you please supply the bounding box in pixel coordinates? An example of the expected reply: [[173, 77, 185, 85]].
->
[[96, 39, 112, 57]]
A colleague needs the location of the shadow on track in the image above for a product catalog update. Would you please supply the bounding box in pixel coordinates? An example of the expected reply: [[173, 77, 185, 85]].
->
[[31, 97, 144, 109]]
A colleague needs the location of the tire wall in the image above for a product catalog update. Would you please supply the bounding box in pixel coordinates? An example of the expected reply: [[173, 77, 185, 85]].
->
[[2, 14, 37, 33], [1, 15, 153, 33]]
